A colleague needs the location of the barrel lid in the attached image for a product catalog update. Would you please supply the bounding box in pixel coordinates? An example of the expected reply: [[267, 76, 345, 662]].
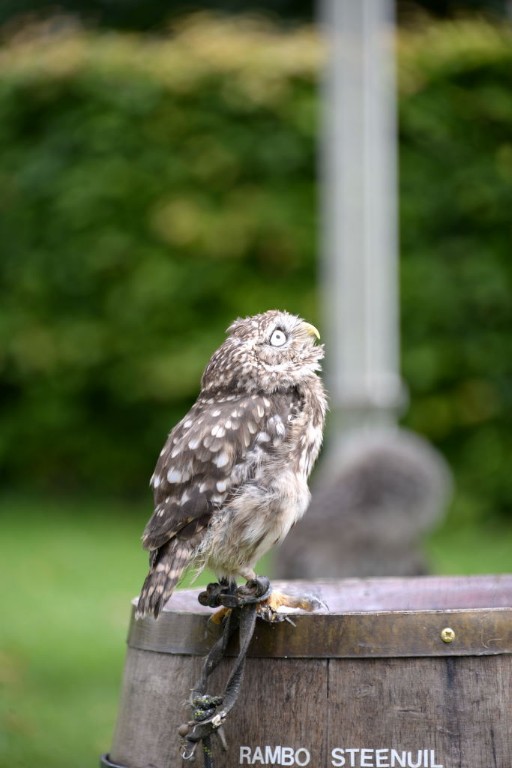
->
[[128, 575, 512, 659]]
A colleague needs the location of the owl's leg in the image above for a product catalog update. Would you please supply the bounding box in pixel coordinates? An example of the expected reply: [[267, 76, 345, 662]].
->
[[239, 567, 256, 582], [219, 576, 237, 596]]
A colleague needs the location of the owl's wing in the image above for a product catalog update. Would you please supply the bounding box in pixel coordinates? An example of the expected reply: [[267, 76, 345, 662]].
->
[[142, 391, 300, 553]]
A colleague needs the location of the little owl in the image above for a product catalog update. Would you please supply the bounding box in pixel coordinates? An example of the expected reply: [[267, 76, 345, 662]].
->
[[136, 309, 327, 619]]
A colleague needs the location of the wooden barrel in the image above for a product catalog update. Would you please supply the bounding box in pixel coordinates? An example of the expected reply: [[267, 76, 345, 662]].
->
[[105, 575, 512, 768]]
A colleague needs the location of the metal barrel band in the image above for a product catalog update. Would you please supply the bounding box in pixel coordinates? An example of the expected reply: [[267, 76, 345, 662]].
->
[[100, 755, 128, 768]]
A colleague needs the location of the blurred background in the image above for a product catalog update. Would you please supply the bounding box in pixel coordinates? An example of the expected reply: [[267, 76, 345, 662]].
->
[[0, 1, 511, 766]]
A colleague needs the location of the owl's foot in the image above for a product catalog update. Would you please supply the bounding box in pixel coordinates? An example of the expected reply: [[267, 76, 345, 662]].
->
[[257, 590, 328, 623], [199, 577, 272, 624], [198, 577, 326, 625]]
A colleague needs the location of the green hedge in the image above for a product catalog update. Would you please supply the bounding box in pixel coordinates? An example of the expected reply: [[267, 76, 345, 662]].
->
[[0, 18, 511, 520], [398, 23, 512, 520]]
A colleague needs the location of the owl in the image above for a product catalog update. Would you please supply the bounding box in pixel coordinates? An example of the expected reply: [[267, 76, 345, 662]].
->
[[136, 310, 327, 619]]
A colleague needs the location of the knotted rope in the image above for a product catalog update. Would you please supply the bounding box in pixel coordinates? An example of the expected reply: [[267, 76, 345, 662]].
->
[[178, 577, 272, 768]]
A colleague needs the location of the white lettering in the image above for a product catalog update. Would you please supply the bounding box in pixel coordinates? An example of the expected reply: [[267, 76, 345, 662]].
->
[[241, 745, 443, 767], [295, 748, 311, 766], [264, 746, 281, 764], [331, 748, 345, 767], [375, 749, 390, 768], [280, 747, 295, 766], [345, 748, 359, 767]]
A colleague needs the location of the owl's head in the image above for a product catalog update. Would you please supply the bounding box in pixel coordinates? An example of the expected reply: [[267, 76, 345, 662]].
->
[[201, 310, 324, 395]]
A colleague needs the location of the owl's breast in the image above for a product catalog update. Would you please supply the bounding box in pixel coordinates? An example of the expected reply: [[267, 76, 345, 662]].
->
[[262, 464, 311, 538], [200, 463, 310, 578]]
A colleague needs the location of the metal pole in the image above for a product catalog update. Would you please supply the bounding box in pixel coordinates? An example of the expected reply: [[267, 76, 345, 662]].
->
[[320, 0, 405, 454], [277, 0, 451, 579]]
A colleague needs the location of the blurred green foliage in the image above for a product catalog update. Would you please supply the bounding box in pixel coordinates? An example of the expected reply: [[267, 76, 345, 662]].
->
[[0, 18, 321, 494], [398, 23, 512, 521], [0, 17, 511, 520]]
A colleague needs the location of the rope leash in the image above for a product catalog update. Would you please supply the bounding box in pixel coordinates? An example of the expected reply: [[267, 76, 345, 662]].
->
[[179, 578, 272, 767]]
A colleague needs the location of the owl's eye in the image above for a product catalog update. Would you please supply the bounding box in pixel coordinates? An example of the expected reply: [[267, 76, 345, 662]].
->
[[269, 328, 288, 347]]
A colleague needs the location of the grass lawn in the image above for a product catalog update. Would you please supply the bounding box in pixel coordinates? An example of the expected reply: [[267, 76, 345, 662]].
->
[[0, 494, 510, 768], [426, 517, 512, 574], [0, 494, 218, 768]]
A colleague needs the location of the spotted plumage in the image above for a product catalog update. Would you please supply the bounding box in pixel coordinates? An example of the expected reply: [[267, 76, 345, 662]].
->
[[136, 310, 327, 618]]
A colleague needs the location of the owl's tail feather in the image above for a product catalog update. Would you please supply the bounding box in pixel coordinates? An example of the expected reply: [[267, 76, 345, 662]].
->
[[136, 540, 192, 619]]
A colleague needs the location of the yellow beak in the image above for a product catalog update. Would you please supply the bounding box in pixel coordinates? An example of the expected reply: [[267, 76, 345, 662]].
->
[[302, 322, 321, 341]]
